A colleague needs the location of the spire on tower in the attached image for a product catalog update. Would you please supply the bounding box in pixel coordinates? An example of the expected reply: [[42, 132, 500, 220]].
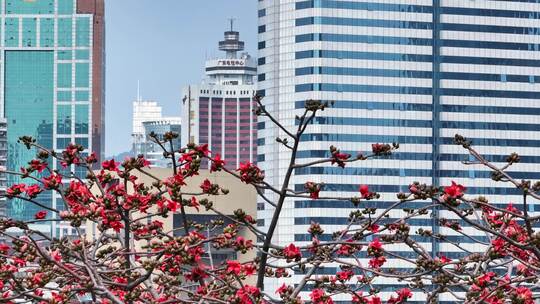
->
[[228, 17, 236, 31], [137, 80, 141, 102]]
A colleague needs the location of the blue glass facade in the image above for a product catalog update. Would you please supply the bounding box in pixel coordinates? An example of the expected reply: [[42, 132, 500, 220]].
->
[[2, 0, 100, 226], [5, 51, 54, 220]]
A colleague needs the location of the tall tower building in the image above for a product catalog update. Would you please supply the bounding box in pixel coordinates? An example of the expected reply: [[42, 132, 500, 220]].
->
[[182, 24, 258, 169], [3, 0, 105, 232], [258, 0, 540, 301]]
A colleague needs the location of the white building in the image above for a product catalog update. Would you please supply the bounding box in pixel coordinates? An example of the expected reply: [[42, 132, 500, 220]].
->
[[132, 100, 162, 155], [182, 24, 258, 169], [142, 117, 182, 168], [257, 0, 540, 302]]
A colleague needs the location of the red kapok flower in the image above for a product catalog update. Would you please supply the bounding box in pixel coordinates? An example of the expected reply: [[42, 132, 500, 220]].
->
[[101, 159, 120, 172], [236, 285, 260, 304], [200, 179, 215, 194], [368, 256, 386, 269], [25, 184, 43, 198], [195, 144, 210, 156], [29, 159, 48, 173], [188, 196, 199, 211], [226, 260, 242, 275], [34, 211, 47, 220], [0, 243, 10, 254], [388, 288, 413, 304], [444, 181, 466, 198], [304, 181, 321, 199], [476, 272, 496, 287], [336, 269, 354, 281], [6, 184, 26, 197], [330, 147, 350, 168], [276, 283, 289, 295], [237, 162, 264, 183], [310, 288, 333, 304], [42, 174, 62, 190], [514, 286, 533, 304], [359, 184, 371, 198], [210, 153, 226, 172], [283, 243, 302, 261]]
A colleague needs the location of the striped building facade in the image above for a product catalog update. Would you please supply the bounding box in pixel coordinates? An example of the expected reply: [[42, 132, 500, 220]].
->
[[257, 0, 540, 302]]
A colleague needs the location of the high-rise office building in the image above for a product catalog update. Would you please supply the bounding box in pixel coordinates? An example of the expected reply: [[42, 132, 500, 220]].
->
[[182, 24, 258, 169], [3, 0, 105, 233], [142, 117, 182, 168], [257, 1, 540, 302], [132, 97, 182, 168], [132, 99, 162, 155]]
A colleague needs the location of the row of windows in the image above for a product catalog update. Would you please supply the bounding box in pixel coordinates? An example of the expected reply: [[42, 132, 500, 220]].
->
[[296, 16, 432, 30], [308, 116, 540, 132], [296, 33, 431, 46], [58, 90, 89, 102], [295, 0, 540, 19], [56, 137, 88, 150], [296, 33, 540, 51], [294, 150, 540, 164], [296, 83, 432, 95], [294, 100, 540, 117], [295, 166, 540, 179], [294, 217, 540, 231], [58, 49, 90, 61], [296, 50, 540, 67], [6, 0, 75, 15], [296, 0, 432, 13], [300, 133, 540, 147], [296, 16, 540, 35], [294, 183, 526, 195], [294, 200, 538, 210], [4, 17, 90, 48], [296, 83, 540, 99], [296, 66, 539, 84], [295, 233, 488, 243]]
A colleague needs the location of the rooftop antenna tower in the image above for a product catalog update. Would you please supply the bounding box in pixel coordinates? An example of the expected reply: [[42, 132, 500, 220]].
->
[[219, 18, 244, 59], [137, 80, 141, 102], [229, 17, 235, 31]]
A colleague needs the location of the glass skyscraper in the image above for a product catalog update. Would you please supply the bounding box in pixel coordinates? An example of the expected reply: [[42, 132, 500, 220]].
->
[[257, 0, 540, 302], [3, 0, 105, 234]]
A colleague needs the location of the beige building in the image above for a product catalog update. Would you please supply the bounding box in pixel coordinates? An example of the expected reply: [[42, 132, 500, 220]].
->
[[86, 168, 257, 271]]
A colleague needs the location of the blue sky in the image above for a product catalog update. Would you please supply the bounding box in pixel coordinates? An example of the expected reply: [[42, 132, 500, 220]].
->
[[104, 0, 257, 156]]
